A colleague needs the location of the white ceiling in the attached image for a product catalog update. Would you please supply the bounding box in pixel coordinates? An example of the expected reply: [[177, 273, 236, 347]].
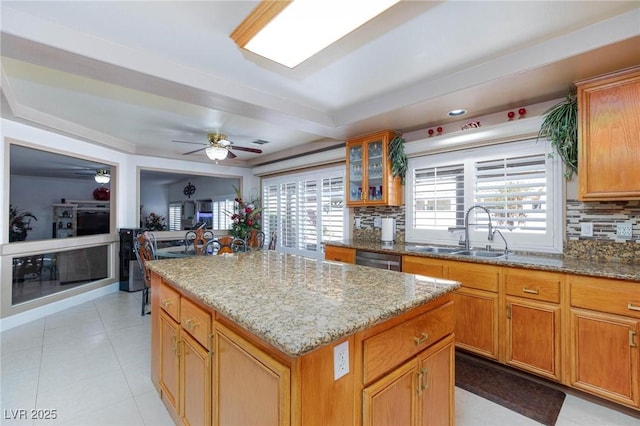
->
[[2, 1, 639, 169]]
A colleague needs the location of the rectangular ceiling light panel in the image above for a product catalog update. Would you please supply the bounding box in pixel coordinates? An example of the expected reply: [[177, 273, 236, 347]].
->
[[232, 0, 400, 68]]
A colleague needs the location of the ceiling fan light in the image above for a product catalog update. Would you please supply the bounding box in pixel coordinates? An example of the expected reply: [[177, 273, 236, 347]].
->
[[95, 169, 110, 184], [206, 145, 229, 161]]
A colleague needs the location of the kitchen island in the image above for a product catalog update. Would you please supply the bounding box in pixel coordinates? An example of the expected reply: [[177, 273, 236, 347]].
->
[[147, 250, 460, 426]]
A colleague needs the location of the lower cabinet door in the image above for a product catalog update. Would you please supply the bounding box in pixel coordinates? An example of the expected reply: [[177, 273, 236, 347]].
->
[[216, 325, 290, 426], [159, 311, 180, 420], [363, 334, 455, 426], [453, 288, 499, 359], [570, 309, 640, 407], [180, 331, 211, 426], [505, 298, 561, 380], [418, 335, 455, 426], [363, 359, 416, 426]]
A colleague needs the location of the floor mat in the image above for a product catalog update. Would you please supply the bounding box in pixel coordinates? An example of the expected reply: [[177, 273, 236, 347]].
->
[[455, 352, 566, 426]]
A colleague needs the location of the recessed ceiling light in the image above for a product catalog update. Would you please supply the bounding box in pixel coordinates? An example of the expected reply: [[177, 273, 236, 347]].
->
[[448, 109, 467, 117]]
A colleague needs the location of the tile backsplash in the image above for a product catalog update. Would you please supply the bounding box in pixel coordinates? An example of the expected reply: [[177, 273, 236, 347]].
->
[[353, 205, 405, 243], [565, 199, 639, 263], [352, 200, 639, 263]]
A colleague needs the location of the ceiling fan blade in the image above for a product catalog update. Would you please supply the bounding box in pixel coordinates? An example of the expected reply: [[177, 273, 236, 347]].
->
[[173, 140, 207, 146], [226, 150, 237, 159], [230, 145, 263, 154], [182, 146, 208, 155]]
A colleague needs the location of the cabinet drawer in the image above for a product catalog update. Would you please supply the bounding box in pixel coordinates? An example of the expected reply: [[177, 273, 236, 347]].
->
[[159, 281, 180, 322], [180, 297, 212, 349], [363, 301, 454, 384], [325, 246, 356, 264], [569, 275, 640, 319], [402, 256, 446, 278], [448, 262, 500, 292], [504, 269, 562, 303]]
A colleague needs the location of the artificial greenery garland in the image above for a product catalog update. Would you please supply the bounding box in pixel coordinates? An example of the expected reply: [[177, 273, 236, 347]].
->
[[537, 92, 578, 180], [388, 134, 408, 184]]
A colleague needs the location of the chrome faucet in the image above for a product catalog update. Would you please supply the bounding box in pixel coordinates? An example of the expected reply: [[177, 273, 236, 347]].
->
[[492, 229, 509, 255], [464, 205, 493, 250]]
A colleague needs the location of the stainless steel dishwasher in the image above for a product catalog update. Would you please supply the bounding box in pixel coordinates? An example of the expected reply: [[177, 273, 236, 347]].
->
[[355, 250, 402, 271]]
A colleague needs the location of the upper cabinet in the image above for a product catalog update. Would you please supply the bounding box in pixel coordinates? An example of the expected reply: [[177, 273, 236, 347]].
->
[[576, 66, 640, 201], [346, 129, 402, 207]]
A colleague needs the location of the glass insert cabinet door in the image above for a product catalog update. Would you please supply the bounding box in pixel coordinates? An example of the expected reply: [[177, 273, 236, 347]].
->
[[366, 139, 384, 201], [348, 144, 364, 202], [346, 129, 402, 207]]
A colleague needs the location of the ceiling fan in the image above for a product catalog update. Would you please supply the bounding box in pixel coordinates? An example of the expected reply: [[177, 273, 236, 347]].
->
[[174, 132, 263, 161]]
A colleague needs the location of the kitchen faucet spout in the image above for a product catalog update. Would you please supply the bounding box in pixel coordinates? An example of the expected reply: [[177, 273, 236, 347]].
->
[[464, 205, 493, 250]]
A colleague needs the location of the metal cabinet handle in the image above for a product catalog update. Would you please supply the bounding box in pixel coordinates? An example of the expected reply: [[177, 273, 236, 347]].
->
[[628, 303, 640, 312], [185, 318, 199, 331], [522, 287, 539, 294], [413, 332, 429, 346], [416, 367, 429, 396], [630, 330, 637, 348]]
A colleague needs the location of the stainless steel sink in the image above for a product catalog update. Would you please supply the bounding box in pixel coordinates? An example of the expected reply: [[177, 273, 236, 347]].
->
[[406, 246, 461, 254], [453, 249, 505, 258]]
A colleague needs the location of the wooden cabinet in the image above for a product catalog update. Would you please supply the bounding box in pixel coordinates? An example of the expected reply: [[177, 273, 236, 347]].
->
[[152, 272, 457, 425], [325, 245, 356, 264], [576, 65, 640, 200], [159, 310, 180, 420], [503, 269, 562, 381], [216, 323, 290, 426], [52, 203, 77, 238], [449, 262, 500, 360], [363, 334, 455, 426], [568, 275, 640, 408], [346, 129, 402, 207], [158, 281, 213, 425], [402, 256, 447, 278]]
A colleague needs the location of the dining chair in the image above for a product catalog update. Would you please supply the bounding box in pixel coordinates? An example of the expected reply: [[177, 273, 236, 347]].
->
[[268, 231, 277, 250], [185, 228, 214, 255], [216, 235, 234, 255], [204, 239, 222, 256], [231, 238, 247, 253], [134, 232, 156, 316], [244, 230, 265, 250]]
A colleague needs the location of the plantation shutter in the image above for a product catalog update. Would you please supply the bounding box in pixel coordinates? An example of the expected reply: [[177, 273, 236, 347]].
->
[[474, 154, 547, 233], [321, 176, 345, 242], [413, 164, 465, 230], [168, 203, 182, 231]]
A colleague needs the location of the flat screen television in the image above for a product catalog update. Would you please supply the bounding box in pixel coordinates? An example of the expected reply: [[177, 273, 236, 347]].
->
[[77, 211, 110, 236]]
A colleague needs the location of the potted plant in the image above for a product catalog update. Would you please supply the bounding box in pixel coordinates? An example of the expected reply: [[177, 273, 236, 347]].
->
[[538, 91, 578, 179], [144, 212, 167, 231], [9, 205, 37, 242], [227, 185, 262, 239], [388, 133, 408, 184]]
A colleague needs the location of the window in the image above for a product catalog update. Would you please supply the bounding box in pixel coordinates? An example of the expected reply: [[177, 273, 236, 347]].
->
[[406, 139, 562, 253], [262, 167, 347, 258], [212, 199, 234, 230], [168, 203, 182, 231]]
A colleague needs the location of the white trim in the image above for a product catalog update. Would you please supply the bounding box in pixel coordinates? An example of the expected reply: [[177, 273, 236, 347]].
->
[[0, 283, 119, 332]]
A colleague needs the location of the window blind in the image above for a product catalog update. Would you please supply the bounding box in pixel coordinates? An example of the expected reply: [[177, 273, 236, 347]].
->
[[413, 164, 464, 230]]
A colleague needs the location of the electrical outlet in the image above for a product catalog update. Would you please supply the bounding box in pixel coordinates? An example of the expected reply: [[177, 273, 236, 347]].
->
[[580, 223, 593, 237], [373, 216, 382, 228], [333, 341, 349, 380], [616, 223, 632, 239], [355, 218, 361, 228]]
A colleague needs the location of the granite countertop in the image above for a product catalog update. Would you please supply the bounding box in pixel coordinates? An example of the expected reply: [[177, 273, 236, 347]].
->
[[147, 251, 461, 357], [326, 240, 640, 282]]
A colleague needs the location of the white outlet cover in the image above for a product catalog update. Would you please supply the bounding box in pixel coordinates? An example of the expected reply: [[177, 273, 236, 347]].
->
[[373, 216, 382, 228], [616, 223, 632, 238], [580, 223, 593, 237], [333, 341, 349, 380]]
